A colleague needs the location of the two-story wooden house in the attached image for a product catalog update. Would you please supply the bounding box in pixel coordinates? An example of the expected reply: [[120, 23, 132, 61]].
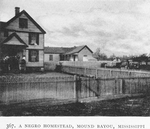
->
[[0, 7, 46, 71]]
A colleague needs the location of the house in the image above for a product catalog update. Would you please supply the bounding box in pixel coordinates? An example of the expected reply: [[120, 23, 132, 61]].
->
[[0, 7, 46, 71], [44, 45, 96, 62]]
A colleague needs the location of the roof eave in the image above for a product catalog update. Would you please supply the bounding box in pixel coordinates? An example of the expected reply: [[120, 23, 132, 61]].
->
[[1, 33, 28, 47]]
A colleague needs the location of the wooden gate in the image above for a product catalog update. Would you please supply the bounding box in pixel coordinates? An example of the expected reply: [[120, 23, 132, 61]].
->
[[74, 75, 150, 101]]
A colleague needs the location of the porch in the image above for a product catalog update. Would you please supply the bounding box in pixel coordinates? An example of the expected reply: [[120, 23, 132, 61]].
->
[[60, 54, 78, 61]]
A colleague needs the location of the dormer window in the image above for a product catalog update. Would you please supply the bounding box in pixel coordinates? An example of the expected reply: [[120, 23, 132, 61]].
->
[[19, 18, 28, 28], [29, 33, 39, 45]]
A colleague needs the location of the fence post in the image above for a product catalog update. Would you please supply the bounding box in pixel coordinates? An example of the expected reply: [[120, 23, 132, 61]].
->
[[120, 79, 123, 94], [96, 77, 100, 98], [110, 70, 112, 76], [114, 77, 117, 95], [114, 76, 119, 95], [74, 75, 79, 102], [5, 83, 9, 104], [74, 75, 77, 100], [84, 67, 87, 75], [96, 69, 98, 78], [128, 71, 131, 77], [122, 79, 125, 94]]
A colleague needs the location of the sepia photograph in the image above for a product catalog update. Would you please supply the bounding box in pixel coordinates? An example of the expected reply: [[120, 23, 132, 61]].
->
[[0, 0, 150, 128]]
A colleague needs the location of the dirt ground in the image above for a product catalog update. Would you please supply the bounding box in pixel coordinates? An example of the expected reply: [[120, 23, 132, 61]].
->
[[0, 95, 150, 116]]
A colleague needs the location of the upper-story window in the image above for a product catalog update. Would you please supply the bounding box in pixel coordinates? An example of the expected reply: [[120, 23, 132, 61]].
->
[[49, 55, 53, 61], [19, 18, 28, 28], [29, 33, 39, 45]]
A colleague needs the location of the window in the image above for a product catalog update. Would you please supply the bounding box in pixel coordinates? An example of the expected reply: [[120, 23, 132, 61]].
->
[[49, 55, 53, 61], [4, 30, 8, 37], [83, 55, 88, 61], [29, 50, 39, 62], [60, 55, 64, 61], [29, 33, 39, 45], [19, 18, 28, 28]]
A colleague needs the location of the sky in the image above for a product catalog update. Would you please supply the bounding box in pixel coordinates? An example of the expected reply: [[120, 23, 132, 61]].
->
[[1, 0, 150, 56]]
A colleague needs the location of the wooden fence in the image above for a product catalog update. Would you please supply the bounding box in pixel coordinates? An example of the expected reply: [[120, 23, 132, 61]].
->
[[0, 75, 150, 104], [76, 76, 150, 99], [61, 65, 150, 78], [0, 76, 75, 104], [60, 61, 107, 68]]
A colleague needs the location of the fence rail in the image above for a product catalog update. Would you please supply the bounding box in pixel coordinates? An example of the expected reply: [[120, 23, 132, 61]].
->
[[0, 75, 150, 104]]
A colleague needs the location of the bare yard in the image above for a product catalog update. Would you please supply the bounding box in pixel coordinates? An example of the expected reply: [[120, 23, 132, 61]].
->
[[0, 95, 150, 116], [0, 72, 72, 78]]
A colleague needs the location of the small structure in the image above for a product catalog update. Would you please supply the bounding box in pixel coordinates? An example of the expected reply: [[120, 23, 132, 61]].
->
[[44, 45, 95, 62], [0, 7, 46, 72]]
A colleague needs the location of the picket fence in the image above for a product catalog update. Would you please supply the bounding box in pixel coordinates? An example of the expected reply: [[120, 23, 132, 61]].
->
[[61, 65, 150, 78], [60, 61, 108, 68], [0, 75, 150, 104]]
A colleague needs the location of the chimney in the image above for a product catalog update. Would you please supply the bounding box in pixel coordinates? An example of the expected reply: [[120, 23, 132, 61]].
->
[[15, 7, 20, 16]]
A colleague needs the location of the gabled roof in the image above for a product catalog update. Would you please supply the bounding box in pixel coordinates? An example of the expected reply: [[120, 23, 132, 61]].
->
[[44, 45, 93, 54], [5, 10, 46, 34], [0, 33, 28, 47]]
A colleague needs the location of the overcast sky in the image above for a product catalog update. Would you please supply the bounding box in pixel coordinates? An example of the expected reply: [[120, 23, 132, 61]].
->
[[1, 0, 150, 56]]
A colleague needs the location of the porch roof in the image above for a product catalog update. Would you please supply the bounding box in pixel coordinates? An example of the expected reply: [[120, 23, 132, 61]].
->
[[44, 47, 65, 54], [0, 33, 28, 47], [65, 45, 85, 54], [65, 45, 93, 55]]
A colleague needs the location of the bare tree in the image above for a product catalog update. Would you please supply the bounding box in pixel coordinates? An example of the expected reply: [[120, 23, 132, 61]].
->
[[93, 48, 107, 60]]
